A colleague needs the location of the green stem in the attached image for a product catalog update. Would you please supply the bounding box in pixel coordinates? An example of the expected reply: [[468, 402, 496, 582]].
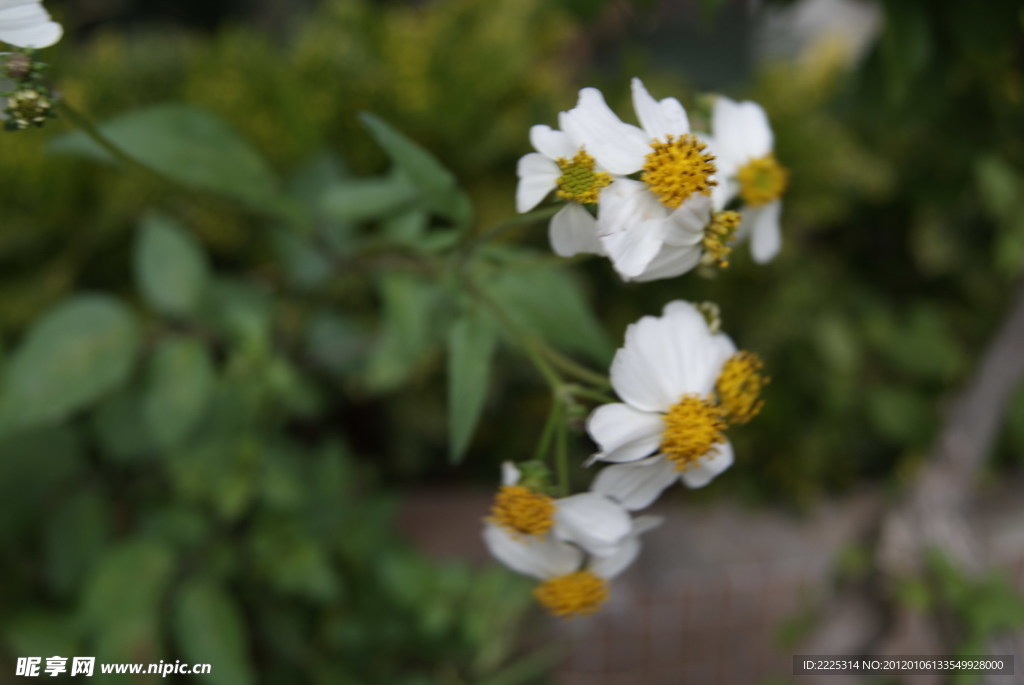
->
[[537, 343, 611, 389], [568, 386, 618, 405], [458, 205, 561, 267], [57, 101, 177, 186], [533, 399, 561, 464], [468, 279, 562, 391], [555, 407, 569, 497]]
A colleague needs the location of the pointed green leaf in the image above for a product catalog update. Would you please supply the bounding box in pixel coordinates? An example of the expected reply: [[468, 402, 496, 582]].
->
[[360, 112, 472, 227], [143, 337, 216, 449], [0, 295, 139, 435], [447, 307, 497, 463], [174, 579, 254, 685], [135, 213, 210, 317]]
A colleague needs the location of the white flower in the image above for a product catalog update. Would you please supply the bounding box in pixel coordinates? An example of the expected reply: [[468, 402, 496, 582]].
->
[[484, 511, 661, 617], [485, 461, 633, 558], [586, 301, 767, 509], [516, 119, 611, 259], [561, 78, 719, 280], [0, 0, 62, 49], [709, 96, 787, 264]]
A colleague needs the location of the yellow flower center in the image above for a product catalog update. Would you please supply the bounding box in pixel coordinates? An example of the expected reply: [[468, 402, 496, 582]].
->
[[660, 395, 726, 471], [716, 351, 768, 425], [701, 210, 741, 268], [641, 134, 717, 209], [489, 485, 555, 536], [737, 154, 788, 207], [555, 149, 612, 204], [533, 571, 609, 618]]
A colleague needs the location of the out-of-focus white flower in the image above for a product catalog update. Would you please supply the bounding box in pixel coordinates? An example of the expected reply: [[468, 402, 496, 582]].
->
[[485, 461, 633, 558], [0, 0, 62, 49], [561, 78, 719, 280], [484, 511, 661, 617], [586, 301, 767, 509], [709, 97, 788, 264], [516, 120, 611, 259]]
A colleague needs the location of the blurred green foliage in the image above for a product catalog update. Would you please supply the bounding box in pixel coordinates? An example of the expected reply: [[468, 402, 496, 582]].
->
[[2, 0, 1024, 680]]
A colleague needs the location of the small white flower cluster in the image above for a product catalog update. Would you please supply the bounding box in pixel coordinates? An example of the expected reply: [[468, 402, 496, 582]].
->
[[487, 79, 779, 618], [517, 78, 787, 281], [483, 302, 767, 618]]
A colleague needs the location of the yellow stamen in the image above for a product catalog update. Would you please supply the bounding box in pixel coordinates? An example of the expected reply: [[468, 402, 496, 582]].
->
[[737, 155, 788, 207], [555, 149, 612, 204], [716, 351, 768, 425], [533, 571, 609, 618], [701, 210, 741, 268], [642, 134, 717, 209], [660, 395, 726, 471], [489, 485, 555, 536]]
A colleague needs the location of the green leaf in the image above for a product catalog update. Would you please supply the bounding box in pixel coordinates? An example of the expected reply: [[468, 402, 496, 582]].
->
[[80, 539, 174, 667], [143, 337, 216, 449], [45, 490, 110, 598], [135, 212, 210, 317], [483, 262, 613, 366], [0, 295, 140, 435], [0, 426, 81, 540], [92, 386, 156, 462], [447, 307, 497, 463], [49, 104, 282, 212], [365, 274, 443, 392], [320, 175, 419, 223], [174, 579, 254, 685], [360, 113, 472, 226]]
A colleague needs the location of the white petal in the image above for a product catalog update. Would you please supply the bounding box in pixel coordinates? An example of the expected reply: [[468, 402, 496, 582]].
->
[[596, 178, 655, 235], [588, 515, 663, 579], [553, 493, 632, 557], [627, 243, 702, 283], [609, 302, 720, 412], [501, 461, 520, 486], [663, 194, 712, 247], [601, 217, 667, 279], [679, 441, 734, 488], [748, 200, 782, 263], [549, 203, 602, 257], [529, 124, 575, 160], [589, 535, 640, 579], [561, 87, 649, 175], [712, 97, 774, 163], [586, 403, 664, 463], [482, 524, 582, 579], [711, 332, 738, 371], [592, 456, 678, 510], [631, 77, 689, 140], [515, 153, 560, 213], [0, 0, 61, 48]]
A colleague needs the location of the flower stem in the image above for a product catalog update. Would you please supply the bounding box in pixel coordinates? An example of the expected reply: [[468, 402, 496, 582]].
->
[[537, 343, 611, 389], [555, 405, 569, 497], [458, 205, 561, 267], [533, 400, 562, 465]]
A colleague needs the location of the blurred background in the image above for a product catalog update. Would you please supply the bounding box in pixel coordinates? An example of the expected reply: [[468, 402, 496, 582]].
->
[[2, 0, 1024, 683]]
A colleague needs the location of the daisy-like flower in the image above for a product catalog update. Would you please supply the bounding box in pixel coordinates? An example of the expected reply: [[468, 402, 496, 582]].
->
[[709, 96, 788, 264], [585, 301, 768, 510], [516, 118, 612, 259], [561, 78, 730, 281], [485, 461, 634, 558], [484, 511, 661, 618], [0, 0, 62, 49]]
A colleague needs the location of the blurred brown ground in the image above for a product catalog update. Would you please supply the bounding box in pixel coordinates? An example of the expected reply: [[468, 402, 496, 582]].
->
[[400, 481, 1024, 685]]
